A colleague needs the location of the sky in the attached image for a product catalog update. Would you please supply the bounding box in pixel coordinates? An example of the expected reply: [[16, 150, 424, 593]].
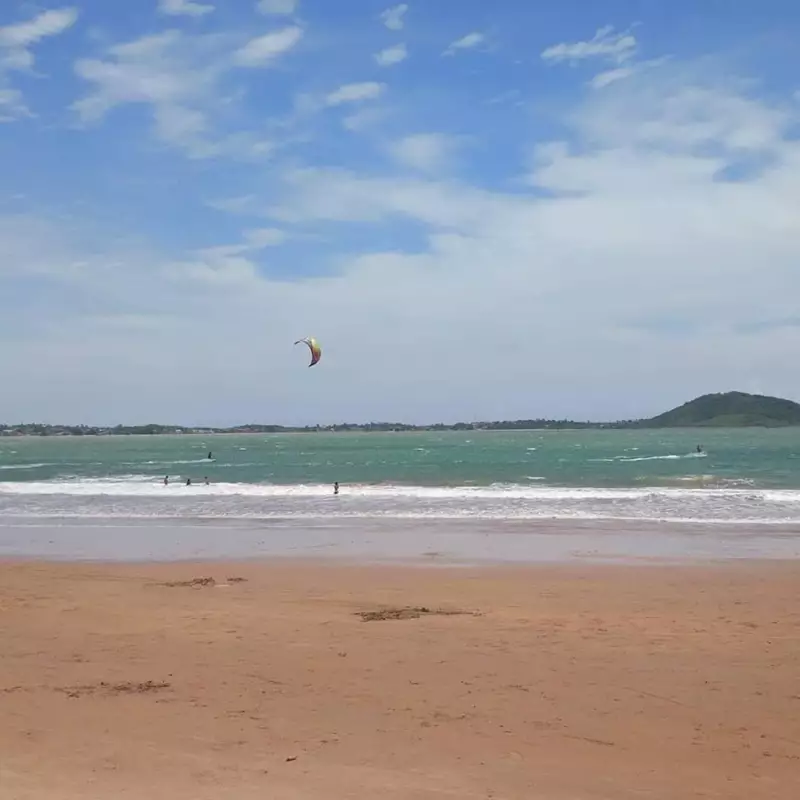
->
[[1, 0, 799, 426]]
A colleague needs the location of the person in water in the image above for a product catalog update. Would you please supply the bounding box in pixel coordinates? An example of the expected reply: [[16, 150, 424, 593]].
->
[[207, 451, 213, 460], [186, 477, 192, 486], [204, 476, 209, 485], [333, 481, 339, 495], [164, 475, 169, 485]]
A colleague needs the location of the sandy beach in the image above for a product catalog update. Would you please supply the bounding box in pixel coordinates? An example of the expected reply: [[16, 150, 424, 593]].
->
[[1, 557, 798, 799]]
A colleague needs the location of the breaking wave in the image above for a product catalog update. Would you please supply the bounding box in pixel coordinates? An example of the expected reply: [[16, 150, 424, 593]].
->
[[0, 476, 797, 524]]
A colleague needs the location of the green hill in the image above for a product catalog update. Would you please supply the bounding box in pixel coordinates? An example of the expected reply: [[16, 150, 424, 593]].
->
[[640, 391, 800, 428]]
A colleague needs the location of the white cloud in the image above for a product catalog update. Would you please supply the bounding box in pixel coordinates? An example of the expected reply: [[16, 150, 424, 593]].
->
[[590, 66, 635, 89], [326, 81, 385, 106], [443, 32, 484, 56], [590, 56, 669, 90], [387, 133, 456, 173], [72, 31, 221, 155], [572, 76, 791, 154], [0, 7, 78, 120], [72, 26, 301, 156], [268, 166, 515, 229], [0, 7, 78, 52], [233, 26, 303, 67], [158, 0, 215, 17], [541, 25, 637, 66], [542, 27, 670, 92], [342, 105, 388, 132], [256, 0, 298, 14], [375, 42, 407, 67], [379, 4, 408, 31], [195, 227, 286, 261]]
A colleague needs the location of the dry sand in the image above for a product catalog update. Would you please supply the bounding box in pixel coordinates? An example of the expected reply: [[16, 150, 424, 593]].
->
[[1, 558, 798, 799]]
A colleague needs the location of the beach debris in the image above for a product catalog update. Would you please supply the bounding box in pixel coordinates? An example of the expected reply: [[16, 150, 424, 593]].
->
[[294, 336, 322, 367], [355, 606, 474, 622], [153, 576, 253, 589], [56, 680, 171, 698], [160, 577, 216, 588]]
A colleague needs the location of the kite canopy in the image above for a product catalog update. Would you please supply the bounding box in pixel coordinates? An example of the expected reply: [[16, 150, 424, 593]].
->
[[294, 336, 321, 367]]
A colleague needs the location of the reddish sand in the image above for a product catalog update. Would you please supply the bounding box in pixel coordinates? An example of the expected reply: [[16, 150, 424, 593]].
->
[[1, 559, 798, 799]]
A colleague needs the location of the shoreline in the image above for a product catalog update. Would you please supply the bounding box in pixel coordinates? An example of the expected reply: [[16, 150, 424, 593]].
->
[[2, 554, 796, 572], [1, 558, 797, 799], [2, 516, 799, 564]]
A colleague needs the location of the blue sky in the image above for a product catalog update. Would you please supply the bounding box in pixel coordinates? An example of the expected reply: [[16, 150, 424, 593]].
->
[[1, 1, 799, 425]]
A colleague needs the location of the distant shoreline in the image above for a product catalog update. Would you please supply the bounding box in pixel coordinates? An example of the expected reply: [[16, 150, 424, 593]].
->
[[4, 392, 800, 436], [5, 392, 800, 435], [1, 423, 798, 438]]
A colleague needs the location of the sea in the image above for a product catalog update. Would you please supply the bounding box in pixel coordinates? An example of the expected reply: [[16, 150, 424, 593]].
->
[[2, 427, 800, 522], [1, 429, 800, 561]]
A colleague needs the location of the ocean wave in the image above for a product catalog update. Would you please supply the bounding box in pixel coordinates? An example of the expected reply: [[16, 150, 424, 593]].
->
[[137, 458, 215, 467], [635, 474, 756, 488], [620, 452, 707, 463], [0, 463, 56, 471], [0, 511, 794, 525], [0, 477, 772, 500], [0, 474, 797, 524], [588, 452, 707, 463]]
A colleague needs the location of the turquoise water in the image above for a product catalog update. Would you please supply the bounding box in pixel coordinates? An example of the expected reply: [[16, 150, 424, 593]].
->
[[1, 429, 799, 522]]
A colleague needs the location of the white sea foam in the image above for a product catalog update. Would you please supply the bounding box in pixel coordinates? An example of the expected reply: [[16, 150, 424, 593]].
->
[[0, 463, 55, 470], [589, 452, 707, 463], [0, 477, 753, 499], [619, 452, 707, 463], [0, 476, 798, 524], [138, 458, 215, 466]]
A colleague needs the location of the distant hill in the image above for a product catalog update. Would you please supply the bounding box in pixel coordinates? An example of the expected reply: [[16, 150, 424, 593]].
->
[[4, 391, 800, 435], [638, 392, 800, 428]]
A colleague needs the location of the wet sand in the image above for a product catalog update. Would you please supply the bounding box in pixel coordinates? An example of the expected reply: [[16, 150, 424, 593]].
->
[[1, 558, 798, 799], [2, 516, 800, 563]]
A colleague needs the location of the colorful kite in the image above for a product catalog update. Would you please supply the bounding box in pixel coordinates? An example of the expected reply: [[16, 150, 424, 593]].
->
[[294, 337, 321, 367]]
